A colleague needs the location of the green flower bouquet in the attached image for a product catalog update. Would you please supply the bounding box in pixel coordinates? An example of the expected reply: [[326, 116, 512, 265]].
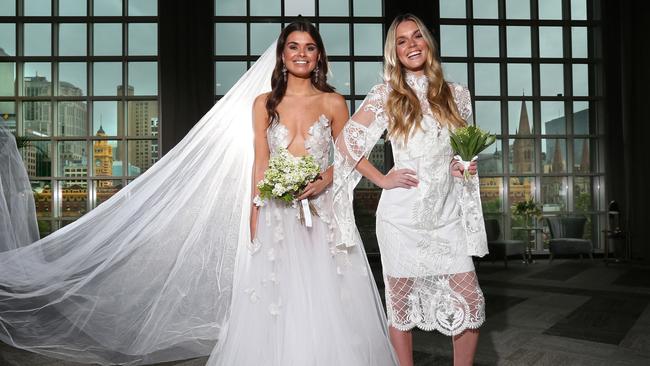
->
[[449, 125, 496, 180]]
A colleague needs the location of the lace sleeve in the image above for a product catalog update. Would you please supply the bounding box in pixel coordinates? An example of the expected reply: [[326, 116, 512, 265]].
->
[[332, 83, 389, 249], [449, 82, 473, 123]]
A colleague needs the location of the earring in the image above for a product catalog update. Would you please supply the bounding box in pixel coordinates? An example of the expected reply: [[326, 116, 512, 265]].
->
[[312, 66, 320, 83], [282, 64, 287, 81]]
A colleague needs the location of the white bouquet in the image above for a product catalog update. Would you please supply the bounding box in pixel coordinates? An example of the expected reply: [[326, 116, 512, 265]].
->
[[256, 148, 321, 226]]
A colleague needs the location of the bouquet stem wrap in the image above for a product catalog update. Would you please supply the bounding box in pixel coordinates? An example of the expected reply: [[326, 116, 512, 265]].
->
[[300, 199, 313, 227], [453, 155, 478, 181]]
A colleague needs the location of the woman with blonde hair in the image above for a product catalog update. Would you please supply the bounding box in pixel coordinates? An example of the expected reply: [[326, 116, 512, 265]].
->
[[334, 13, 488, 366]]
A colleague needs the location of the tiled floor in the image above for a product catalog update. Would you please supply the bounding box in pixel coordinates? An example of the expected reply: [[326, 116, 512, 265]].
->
[[2, 259, 650, 365]]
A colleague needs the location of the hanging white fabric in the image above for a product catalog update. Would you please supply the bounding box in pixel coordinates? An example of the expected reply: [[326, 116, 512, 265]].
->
[[0, 42, 277, 365], [0, 122, 39, 251]]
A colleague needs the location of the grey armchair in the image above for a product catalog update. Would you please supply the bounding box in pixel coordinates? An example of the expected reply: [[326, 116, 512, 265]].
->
[[485, 219, 526, 268], [546, 216, 593, 263]]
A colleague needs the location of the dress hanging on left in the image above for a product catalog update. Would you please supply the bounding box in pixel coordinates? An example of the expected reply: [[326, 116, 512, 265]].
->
[[0, 122, 39, 251]]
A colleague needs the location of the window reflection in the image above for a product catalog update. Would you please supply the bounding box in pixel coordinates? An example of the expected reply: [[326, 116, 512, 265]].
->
[[320, 24, 349, 56], [215, 0, 246, 16], [95, 180, 124, 207], [539, 27, 563, 58], [319, 0, 348, 16], [506, 26, 531, 58], [215, 62, 247, 95], [506, 0, 530, 19], [93, 0, 122, 16], [128, 0, 157, 16], [440, 25, 467, 57], [285, 0, 315, 16], [94, 24, 123, 56], [354, 62, 383, 95], [473, 0, 498, 19], [59, 0, 87, 16], [443, 62, 468, 86], [475, 63, 500, 96], [573, 139, 591, 172], [353, 0, 381, 16], [128, 140, 157, 174], [129, 24, 158, 56], [509, 138, 536, 174], [251, 0, 280, 16], [572, 64, 589, 96], [128, 62, 158, 96], [475, 101, 501, 134], [571, 0, 587, 20], [24, 0, 51, 16], [58, 101, 88, 137], [541, 101, 566, 134], [542, 138, 567, 173], [354, 24, 383, 56], [59, 62, 87, 96], [540, 64, 564, 96], [539, 0, 563, 19], [24, 23, 51, 56], [573, 101, 590, 134], [215, 23, 247, 55], [440, 0, 466, 18], [328, 62, 351, 95], [508, 100, 533, 135], [93, 101, 120, 137], [480, 177, 502, 212], [507, 63, 532, 96], [478, 138, 503, 174], [23, 62, 52, 97], [474, 26, 499, 57], [251, 23, 281, 55], [572, 27, 588, 58], [0, 0, 15, 16], [23, 102, 52, 137], [0, 63, 16, 96], [541, 176, 568, 212], [93, 62, 122, 96]]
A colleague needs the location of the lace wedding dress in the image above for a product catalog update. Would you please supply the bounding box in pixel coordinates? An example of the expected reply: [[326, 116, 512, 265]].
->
[[0, 42, 395, 366], [0, 122, 39, 251], [334, 73, 488, 336], [207, 115, 396, 366]]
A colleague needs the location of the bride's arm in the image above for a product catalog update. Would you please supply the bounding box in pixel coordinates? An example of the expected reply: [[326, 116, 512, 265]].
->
[[250, 94, 271, 239]]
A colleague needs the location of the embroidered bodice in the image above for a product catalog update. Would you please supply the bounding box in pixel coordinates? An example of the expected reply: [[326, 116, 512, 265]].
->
[[266, 114, 331, 171]]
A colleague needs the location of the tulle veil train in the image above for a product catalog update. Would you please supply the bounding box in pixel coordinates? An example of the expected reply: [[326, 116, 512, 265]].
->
[[0, 42, 278, 365]]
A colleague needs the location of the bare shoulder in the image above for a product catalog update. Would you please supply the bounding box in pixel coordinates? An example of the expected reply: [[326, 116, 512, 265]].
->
[[253, 92, 270, 110], [252, 92, 270, 127], [322, 92, 347, 112]]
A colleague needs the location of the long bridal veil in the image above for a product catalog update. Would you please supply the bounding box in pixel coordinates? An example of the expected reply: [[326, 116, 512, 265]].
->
[[0, 42, 276, 365], [0, 123, 40, 251]]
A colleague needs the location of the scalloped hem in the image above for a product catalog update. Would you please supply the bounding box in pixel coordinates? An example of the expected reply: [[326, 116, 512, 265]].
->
[[388, 318, 485, 337]]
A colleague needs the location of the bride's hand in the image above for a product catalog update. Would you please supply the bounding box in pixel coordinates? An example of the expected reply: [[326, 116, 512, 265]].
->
[[297, 169, 332, 200], [379, 168, 419, 189], [450, 159, 478, 178]]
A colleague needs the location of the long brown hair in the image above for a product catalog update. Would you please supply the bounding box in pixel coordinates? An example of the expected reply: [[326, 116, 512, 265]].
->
[[384, 14, 466, 144], [266, 20, 335, 123]]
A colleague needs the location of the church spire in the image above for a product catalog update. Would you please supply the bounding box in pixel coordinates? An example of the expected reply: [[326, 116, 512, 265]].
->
[[517, 100, 531, 135]]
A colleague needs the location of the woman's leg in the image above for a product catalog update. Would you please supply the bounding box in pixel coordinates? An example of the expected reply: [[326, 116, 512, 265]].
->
[[389, 326, 413, 366], [452, 329, 479, 366]]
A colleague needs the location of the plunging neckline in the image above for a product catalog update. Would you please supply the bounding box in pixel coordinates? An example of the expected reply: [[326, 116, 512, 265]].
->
[[275, 114, 329, 157]]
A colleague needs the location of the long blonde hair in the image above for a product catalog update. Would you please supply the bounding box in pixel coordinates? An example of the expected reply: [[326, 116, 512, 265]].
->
[[384, 14, 466, 144]]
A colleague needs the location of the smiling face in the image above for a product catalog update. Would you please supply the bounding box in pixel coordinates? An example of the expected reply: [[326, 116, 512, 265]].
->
[[394, 20, 429, 74], [282, 31, 320, 79]]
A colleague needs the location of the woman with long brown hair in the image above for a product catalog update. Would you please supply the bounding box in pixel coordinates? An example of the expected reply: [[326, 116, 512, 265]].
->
[[334, 14, 489, 366], [207, 20, 397, 366]]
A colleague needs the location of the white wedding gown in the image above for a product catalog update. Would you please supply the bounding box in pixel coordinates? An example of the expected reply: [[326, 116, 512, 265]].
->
[[207, 115, 396, 366], [0, 41, 394, 365]]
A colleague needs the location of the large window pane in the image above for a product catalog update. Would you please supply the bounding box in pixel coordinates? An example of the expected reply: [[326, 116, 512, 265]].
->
[[571, 0, 587, 20], [475, 63, 500, 96], [59, 62, 87, 96], [23, 102, 52, 137], [573, 64, 589, 96], [93, 62, 122, 96], [23, 62, 52, 97], [215, 0, 245, 16], [319, 0, 348, 16], [250, 0, 280, 16], [94, 24, 123, 56], [32, 181, 52, 218], [539, 0, 563, 20], [572, 27, 588, 58], [443, 62, 468, 86], [506, 0, 530, 19], [94, 0, 122, 16], [573, 101, 590, 134], [128, 0, 157, 16], [93, 101, 121, 137], [506, 26, 531, 58], [58, 101, 88, 136], [129, 23, 157, 56], [285, 0, 315, 16], [25, 0, 51, 16], [22, 141, 51, 176], [95, 180, 124, 207], [251, 23, 281, 55], [541, 176, 568, 212], [92, 140, 123, 176], [509, 138, 535, 174], [0, 0, 16, 16], [58, 141, 86, 176], [542, 138, 566, 173], [354, 0, 381, 16], [540, 64, 564, 96], [508, 100, 533, 135], [480, 177, 503, 212], [473, 0, 498, 19], [354, 24, 383, 56], [574, 139, 592, 172], [539, 27, 563, 58], [440, 0, 466, 18], [541, 101, 565, 134], [59, 0, 87, 16], [127, 101, 158, 137], [320, 24, 349, 56], [215, 62, 247, 95], [508, 176, 536, 207], [574, 176, 593, 212], [60, 180, 88, 217], [59, 24, 87, 56], [0, 24, 16, 56], [328, 62, 350, 95], [215, 23, 246, 55], [128, 140, 156, 174], [24, 23, 51, 56], [0, 102, 16, 130], [354, 62, 383, 95], [507, 64, 532, 96], [474, 26, 499, 57], [478, 138, 503, 174], [128, 62, 158, 96], [440, 25, 467, 57], [475, 101, 501, 134]]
